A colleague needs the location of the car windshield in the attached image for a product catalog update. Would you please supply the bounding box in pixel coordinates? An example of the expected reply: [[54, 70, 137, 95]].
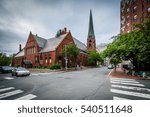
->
[[17, 68, 27, 71], [2, 66, 12, 70]]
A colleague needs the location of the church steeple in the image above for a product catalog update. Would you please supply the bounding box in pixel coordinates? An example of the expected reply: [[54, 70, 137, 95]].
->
[[88, 9, 95, 38], [87, 9, 96, 51]]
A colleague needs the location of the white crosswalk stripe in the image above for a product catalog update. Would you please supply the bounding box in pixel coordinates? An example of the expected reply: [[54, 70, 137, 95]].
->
[[0, 87, 15, 93], [111, 81, 145, 87], [113, 96, 131, 100], [111, 84, 150, 92], [0, 86, 37, 100], [4, 77, 14, 80], [110, 78, 150, 100], [15, 94, 37, 100], [0, 90, 23, 99], [111, 89, 150, 99]]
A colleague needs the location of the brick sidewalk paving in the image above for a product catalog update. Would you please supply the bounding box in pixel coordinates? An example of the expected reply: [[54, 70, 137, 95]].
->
[[109, 67, 150, 80]]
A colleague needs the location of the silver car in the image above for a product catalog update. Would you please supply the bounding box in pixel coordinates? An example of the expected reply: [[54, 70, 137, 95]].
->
[[12, 67, 30, 77]]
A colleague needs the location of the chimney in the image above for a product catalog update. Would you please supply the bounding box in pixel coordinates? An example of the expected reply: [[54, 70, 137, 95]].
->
[[64, 27, 67, 33], [59, 29, 62, 35], [36, 34, 37, 36], [19, 44, 22, 52]]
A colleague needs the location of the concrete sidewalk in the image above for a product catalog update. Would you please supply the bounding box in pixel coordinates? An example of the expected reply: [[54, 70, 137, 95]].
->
[[109, 67, 150, 80]]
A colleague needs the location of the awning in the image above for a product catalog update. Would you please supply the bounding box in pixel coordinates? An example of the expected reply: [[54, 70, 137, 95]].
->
[[23, 60, 32, 65]]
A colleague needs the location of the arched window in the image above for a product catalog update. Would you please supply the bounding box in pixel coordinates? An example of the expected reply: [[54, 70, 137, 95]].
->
[[89, 43, 92, 48]]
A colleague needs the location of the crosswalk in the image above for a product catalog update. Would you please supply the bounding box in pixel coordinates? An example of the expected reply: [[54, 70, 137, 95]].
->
[[110, 78, 150, 100], [0, 86, 37, 100], [0, 72, 55, 81]]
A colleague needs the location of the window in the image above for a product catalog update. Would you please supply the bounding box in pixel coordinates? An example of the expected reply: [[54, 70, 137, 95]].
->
[[40, 54, 43, 60], [127, 16, 130, 21], [127, 23, 130, 27], [45, 56, 47, 64], [133, 6, 137, 13], [148, 7, 150, 17], [49, 57, 52, 63], [26, 47, 35, 55], [133, 15, 137, 22], [133, 0, 136, 4], [89, 43, 92, 48], [127, 8, 130, 12], [127, 0, 129, 4]]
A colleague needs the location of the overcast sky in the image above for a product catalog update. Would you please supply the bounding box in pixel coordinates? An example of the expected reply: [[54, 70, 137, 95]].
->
[[0, 0, 120, 54]]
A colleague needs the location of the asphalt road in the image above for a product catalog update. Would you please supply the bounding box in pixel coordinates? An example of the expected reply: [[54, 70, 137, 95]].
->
[[0, 67, 150, 100], [0, 67, 112, 100]]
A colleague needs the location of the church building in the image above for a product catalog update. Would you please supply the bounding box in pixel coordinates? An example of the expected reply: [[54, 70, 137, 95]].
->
[[12, 10, 96, 68]]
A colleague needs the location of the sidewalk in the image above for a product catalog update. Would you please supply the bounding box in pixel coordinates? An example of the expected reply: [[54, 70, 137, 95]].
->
[[109, 67, 150, 80]]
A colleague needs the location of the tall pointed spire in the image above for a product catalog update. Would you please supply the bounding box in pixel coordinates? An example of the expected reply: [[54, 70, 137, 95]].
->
[[87, 9, 96, 51], [88, 9, 95, 38]]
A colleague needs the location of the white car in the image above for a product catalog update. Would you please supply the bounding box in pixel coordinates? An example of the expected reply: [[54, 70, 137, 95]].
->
[[12, 67, 30, 77], [107, 65, 114, 69]]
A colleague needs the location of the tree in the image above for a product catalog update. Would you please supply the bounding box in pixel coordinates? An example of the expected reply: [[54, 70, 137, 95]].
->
[[62, 44, 80, 68], [87, 51, 103, 66], [110, 57, 121, 72], [103, 18, 150, 71], [0, 53, 12, 66]]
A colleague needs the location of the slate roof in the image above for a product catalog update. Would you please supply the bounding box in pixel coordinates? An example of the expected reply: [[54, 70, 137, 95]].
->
[[40, 33, 68, 52], [73, 37, 87, 52], [33, 35, 47, 48], [15, 49, 24, 57]]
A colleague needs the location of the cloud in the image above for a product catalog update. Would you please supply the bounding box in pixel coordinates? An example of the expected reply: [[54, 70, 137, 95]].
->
[[0, 0, 120, 54]]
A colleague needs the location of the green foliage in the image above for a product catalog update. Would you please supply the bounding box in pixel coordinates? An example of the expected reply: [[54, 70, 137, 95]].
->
[[0, 53, 12, 66], [103, 18, 150, 71], [62, 44, 80, 67], [87, 51, 103, 66], [49, 63, 61, 70], [110, 58, 121, 66]]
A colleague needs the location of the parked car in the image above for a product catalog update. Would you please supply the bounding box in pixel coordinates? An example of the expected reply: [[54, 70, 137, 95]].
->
[[12, 67, 30, 77], [0, 66, 12, 73], [107, 64, 114, 69]]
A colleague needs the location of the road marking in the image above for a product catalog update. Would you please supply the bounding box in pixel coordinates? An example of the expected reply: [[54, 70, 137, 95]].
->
[[15, 94, 37, 100], [113, 96, 131, 100], [112, 85, 150, 92], [111, 79, 139, 83], [0, 90, 23, 99], [0, 87, 15, 93], [111, 81, 145, 87], [107, 69, 114, 77], [111, 78, 138, 81], [111, 89, 150, 99], [4, 77, 14, 80]]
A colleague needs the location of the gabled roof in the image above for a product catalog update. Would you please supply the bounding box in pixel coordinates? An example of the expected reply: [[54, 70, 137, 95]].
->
[[33, 35, 47, 48], [73, 37, 87, 52], [40, 33, 68, 53], [15, 49, 24, 57]]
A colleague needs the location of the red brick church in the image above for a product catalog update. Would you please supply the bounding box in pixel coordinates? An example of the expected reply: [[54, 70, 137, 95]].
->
[[12, 10, 96, 68]]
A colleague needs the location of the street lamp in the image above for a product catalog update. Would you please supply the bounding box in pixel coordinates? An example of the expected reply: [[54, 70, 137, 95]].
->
[[65, 45, 68, 71]]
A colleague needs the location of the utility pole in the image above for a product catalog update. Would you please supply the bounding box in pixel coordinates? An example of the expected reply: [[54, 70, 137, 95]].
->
[[65, 45, 68, 71]]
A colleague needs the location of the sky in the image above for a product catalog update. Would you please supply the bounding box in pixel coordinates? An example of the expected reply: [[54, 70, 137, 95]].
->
[[0, 0, 120, 54]]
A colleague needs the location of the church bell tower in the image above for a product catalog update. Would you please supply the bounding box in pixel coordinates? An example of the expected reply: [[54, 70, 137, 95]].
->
[[87, 9, 96, 51]]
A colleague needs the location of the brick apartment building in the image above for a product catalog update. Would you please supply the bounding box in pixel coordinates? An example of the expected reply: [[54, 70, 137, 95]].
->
[[120, 0, 150, 33], [13, 10, 96, 68]]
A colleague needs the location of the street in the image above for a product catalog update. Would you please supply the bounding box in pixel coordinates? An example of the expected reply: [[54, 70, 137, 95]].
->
[[0, 67, 150, 100]]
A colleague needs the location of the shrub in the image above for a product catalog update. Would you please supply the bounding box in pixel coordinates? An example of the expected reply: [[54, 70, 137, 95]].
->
[[49, 64, 61, 70]]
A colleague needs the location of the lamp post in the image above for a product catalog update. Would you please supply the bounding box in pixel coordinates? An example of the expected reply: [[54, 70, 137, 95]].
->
[[65, 45, 68, 71]]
